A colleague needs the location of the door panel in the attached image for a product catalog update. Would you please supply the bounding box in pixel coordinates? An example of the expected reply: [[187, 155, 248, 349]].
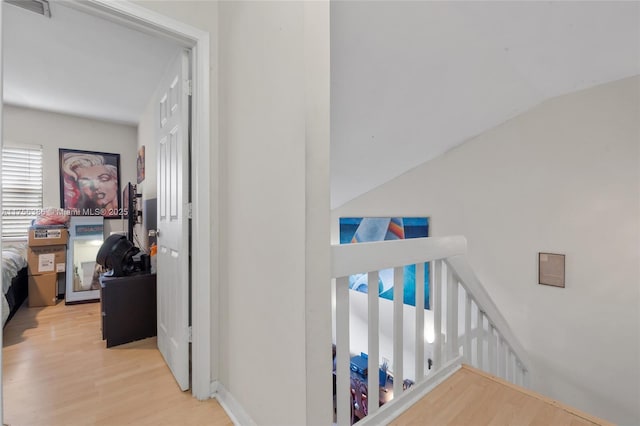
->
[[156, 50, 190, 391]]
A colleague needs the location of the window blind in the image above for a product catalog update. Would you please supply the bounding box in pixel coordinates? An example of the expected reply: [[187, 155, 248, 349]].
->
[[2, 145, 43, 240]]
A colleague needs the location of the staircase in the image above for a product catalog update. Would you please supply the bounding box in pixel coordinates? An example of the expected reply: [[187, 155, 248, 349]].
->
[[330, 236, 596, 425]]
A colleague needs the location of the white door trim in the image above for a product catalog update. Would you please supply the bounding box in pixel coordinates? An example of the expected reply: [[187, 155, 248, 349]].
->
[[0, 2, 5, 422], [64, 0, 214, 400]]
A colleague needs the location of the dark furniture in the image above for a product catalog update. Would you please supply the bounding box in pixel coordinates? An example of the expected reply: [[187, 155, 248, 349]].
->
[[4, 267, 28, 326], [99, 273, 156, 348]]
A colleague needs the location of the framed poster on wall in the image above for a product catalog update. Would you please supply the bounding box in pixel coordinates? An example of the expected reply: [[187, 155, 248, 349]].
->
[[59, 148, 122, 219], [339, 217, 430, 308], [539, 252, 565, 288]]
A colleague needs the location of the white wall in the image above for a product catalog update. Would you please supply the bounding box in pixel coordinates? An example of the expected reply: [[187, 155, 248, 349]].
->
[[3, 104, 138, 237], [136, 91, 158, 251], [333, 76, 640, 425], [137, 98, 157, 200], [134, 2, 331, 425], [217, 7, 308, 420], [217, 2, 330, 424]]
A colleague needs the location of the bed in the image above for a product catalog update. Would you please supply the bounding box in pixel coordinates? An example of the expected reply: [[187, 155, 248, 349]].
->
[[2, 244, 28, 327]]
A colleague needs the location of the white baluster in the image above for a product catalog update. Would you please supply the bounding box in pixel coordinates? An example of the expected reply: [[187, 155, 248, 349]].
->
[[428, 259, 435, 371], [367, 271, 380, 415], [446, 270, 458, 360], [415, 262, 425, 381], [335, 276, 350, 426], [507, 345, 513, 382], [476, 310, 484, 371], [510, 351, 517, 384], [497, 334, 505, 379], [433, 260, 442, 370], [488, 324, 496, 375], [392, 266, 404, 397], [503, 345, 509, 381], [464, 293, 472, 362]]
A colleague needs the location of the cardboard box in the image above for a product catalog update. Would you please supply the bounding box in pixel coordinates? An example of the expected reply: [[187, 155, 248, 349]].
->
[[28, 273, 58, 307], [27, 245, 67, 275], [28, 228, 68, 247]]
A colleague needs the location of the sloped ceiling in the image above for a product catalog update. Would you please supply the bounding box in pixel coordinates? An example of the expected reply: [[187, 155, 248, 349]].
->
[[3, 1, 181, 125], [3, 2, 638, 207], [331, 1, 640, 208]]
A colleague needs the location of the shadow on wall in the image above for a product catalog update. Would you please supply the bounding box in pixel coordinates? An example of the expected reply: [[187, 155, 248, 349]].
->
[[529, 352, 638, 424]]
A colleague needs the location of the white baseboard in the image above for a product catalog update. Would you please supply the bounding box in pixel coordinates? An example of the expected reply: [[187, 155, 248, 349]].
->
[[211, 381, 257, 426]]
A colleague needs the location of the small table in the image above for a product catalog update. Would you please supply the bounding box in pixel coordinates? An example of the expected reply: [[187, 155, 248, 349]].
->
[[100, 273, 156, 348]]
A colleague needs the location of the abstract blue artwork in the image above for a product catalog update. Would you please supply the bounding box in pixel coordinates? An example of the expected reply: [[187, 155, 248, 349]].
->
[[339, 217, 430, 309]]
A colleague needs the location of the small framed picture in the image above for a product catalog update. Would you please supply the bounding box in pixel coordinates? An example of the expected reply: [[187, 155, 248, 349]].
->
[[137, 145, 145, 184], [538, 252, 565, 288]]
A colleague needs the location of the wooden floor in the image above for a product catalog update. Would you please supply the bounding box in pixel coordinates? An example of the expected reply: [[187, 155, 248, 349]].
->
[[3, 301, 233, 426], [390, 365, 612, 426], [5, 303, 613, 426]]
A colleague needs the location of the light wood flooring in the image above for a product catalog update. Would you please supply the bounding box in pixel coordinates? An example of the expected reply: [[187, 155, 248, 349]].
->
[[3, 301, 233, 426], [390, 365, 612, 426]]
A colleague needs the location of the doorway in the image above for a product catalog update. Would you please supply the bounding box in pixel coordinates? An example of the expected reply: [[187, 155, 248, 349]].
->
[[0, 0, 213, 421]]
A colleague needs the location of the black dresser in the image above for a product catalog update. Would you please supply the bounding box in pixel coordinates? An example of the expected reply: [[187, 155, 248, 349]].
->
[[99, 273, 157, 348]]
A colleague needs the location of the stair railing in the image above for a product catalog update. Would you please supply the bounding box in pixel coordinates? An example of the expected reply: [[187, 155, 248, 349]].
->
[[331, 236, 531, 425]]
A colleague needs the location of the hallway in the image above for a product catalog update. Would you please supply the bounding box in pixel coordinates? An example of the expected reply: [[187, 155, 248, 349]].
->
[[3, 302, 231, 425]]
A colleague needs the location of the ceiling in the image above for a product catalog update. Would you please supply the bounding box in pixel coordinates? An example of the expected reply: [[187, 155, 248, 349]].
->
[[3, 1, 181, 125], [3, 2, 639, 208], [331, 1, 640, 207]]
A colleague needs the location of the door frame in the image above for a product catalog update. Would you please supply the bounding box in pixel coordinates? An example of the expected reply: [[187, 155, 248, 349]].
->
[[0, 0, 215, 401], [83, 1, 214, 400]]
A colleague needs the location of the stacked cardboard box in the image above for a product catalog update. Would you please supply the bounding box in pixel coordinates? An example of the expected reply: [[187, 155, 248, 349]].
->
[[27, 227, 68, 307]]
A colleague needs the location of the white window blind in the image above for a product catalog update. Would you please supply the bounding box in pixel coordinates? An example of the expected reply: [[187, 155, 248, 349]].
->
[[2, 145, 43, 240]]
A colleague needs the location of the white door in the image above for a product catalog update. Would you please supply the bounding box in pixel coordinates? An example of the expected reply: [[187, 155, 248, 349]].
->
[[156, 49, 190, 391]]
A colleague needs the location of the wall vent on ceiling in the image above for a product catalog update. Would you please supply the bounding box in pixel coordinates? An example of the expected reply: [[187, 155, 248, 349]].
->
[[6, 0, 51, 18]]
